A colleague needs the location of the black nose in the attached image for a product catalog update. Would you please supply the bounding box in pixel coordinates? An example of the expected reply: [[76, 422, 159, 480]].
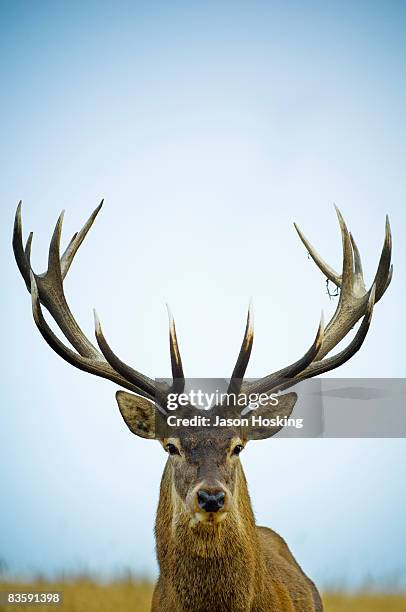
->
[[197, 489, 225, 513]]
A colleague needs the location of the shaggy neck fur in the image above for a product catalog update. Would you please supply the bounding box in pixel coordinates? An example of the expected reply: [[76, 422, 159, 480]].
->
[[154, 461, 267, 612]]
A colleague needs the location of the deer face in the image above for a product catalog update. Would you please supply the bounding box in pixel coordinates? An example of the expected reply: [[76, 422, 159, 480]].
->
[[163, 430, 244, 524], [114, 391, 248, 524], [115, 390, 299, 524]]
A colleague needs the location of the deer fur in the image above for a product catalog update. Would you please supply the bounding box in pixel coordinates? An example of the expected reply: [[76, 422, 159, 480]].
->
[[152, 454, 322, 612]]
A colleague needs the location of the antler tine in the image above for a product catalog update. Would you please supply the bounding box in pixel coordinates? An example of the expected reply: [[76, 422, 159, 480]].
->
[[334, 205, 354, 295], [25, 231, 33, 264], [47, 210, 65, 281], [61, 200, 103, 279], [349, 232, 366, 293], [167, 305, 185, 393], [228, 303, 254, 395], [94, 310, 160, 400], [373, 215, 392, 301], [293, 221, 341, 287], [350, 233, 363, 276], [385, 265, 393, 293], [13, 201, 31, 290]]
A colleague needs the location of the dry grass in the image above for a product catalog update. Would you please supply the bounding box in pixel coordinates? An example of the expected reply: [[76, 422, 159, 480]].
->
[[0, 580, 153, 612], [323, 592, 406, 611], [0, 580, 406, 611]]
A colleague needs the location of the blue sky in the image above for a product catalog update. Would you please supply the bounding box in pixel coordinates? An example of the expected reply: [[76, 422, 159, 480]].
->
[[0, 0, 405, 589]]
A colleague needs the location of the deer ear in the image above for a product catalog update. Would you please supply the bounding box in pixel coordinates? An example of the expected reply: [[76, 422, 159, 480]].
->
[[115, 391, 156, 439], [248, 392, 298, 440]]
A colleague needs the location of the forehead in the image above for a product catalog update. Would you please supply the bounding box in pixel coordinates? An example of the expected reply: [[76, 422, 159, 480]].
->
[[171, 428, 238, 454]]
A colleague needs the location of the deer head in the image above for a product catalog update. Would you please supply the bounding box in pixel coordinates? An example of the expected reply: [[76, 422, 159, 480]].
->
[[13, 202, 392, 528]]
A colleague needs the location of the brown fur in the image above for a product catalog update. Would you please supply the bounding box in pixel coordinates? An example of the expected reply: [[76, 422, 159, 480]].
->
[[151, 432, 323, 612]]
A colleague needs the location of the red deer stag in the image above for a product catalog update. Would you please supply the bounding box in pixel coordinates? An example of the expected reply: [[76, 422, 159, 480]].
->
[[13, 203, 392, 611]]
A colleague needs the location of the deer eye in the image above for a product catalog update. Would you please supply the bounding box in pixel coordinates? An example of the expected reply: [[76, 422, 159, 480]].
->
[[166, 443, 180, 456], [232, 444, 244, 456]]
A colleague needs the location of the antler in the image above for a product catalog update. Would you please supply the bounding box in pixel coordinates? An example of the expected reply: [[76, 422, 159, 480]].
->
[[14, 203, 392, 407], [232, 207, 392, 396], [13, 201, 184, 404]]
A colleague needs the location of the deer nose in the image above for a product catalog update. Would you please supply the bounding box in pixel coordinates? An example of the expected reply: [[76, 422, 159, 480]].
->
[[197, 489, 225, 513]]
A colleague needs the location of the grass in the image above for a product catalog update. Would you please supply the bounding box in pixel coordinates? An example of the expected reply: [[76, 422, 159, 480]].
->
[[0, 580, 406, 611], [323, 592, 406, 611], [0, 579, 153, 612]]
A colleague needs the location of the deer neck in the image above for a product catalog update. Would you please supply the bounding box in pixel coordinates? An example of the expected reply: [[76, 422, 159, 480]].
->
[[155, 462, 265, 610]]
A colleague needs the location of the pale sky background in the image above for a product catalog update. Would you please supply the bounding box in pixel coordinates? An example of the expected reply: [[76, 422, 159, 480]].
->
[[1, 0, 405, 589]]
